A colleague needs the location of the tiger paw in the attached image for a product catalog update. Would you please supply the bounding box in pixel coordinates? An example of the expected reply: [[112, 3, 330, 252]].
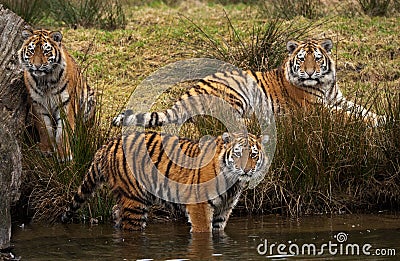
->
[[112, 204, 122, 228], [376, 115, 387, 127], [112, 109, 133, 127], [60, 209, 74, 223], [367, 114, 387, 128], [112, 112, 125, 127]]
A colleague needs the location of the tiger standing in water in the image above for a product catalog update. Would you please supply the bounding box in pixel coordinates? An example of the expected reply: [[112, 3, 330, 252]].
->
[[113, 39, 382, 128], [19, 28, 96, 160], [62, 131, 269, 232]]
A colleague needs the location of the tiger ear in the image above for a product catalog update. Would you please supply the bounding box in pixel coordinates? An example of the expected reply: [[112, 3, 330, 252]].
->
[[286, 40, 298, 54], [320, 38, 333, 53], [22, 29, 33, 39], [222, 132, 231, 144], [50, 31, 63, 43]]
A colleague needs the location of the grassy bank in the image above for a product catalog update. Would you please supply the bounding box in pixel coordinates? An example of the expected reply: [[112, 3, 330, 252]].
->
[[11, 0, 400, 222]]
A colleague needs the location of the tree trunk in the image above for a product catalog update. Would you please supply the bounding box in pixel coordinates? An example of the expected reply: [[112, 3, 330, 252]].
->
[[0, 118, 22, 253], [0, 4, 29, 254]]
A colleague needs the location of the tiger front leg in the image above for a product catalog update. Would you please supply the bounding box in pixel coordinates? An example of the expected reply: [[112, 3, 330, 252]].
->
[[34, 112, 55, 156], [211, 190, 241, 231], [329, 99, 385, 127], [327, 88, 385, 127], [211, 199, 238, 231], [186, 203, 214, 233], [54, 109, 73, 160], [211, 208, 232, 232]]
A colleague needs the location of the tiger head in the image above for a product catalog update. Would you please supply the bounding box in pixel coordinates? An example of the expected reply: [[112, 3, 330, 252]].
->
[[285, 39, 335, 90], [19, 28, 63, 77], [221, 132, 268, 185]]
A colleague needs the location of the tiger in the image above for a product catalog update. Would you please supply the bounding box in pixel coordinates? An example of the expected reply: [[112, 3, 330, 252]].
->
[[112, 38, 382, 128], [61, 131, 269, 232], [18, 28, 96, 159]]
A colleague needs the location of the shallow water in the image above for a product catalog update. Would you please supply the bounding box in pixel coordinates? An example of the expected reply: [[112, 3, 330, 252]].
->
[[11, 214, 399, 260]]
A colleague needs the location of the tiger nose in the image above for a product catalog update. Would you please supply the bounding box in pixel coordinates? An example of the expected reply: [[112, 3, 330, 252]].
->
[[243, 160, 254, 174], [304, 55, 316, 76], [32, 60, 43, 69], [244, 166, 252, 174], [32, 54, 45, 67], [306, 68, 315, 77]]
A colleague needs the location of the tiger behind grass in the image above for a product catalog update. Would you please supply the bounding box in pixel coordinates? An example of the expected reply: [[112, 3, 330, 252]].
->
[[61, 131, 269, 232], [19, 28, 96, 159], [113, 39, 383, 128]]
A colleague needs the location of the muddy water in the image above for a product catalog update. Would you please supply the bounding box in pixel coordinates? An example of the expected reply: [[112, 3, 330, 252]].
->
[[11, 214, 399, 260]]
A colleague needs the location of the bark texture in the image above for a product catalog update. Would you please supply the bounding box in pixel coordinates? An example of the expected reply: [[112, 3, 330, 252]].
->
[[0, 4, 28, 252]]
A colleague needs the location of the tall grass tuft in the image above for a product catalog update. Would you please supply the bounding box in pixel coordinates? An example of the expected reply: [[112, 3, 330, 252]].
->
[[357, 0, 392, 16], [184, 13, 328, 71], [0, 0, 48, 24], [21, 85, 118, 223], [241, 87, 400, 216], [395, 0, 400, 12], [47, 0, 126, 30], [1, 0, 126, 29], [265, 0, 324, 20]]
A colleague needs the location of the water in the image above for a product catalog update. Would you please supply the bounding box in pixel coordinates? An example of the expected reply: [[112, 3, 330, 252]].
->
[[11, 214, 399, 260]]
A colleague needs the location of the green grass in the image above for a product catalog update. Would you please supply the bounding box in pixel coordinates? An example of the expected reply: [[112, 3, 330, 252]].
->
[[15, 1, 400, 223]]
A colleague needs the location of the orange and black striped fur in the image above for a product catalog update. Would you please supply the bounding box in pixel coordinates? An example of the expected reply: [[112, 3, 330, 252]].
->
[[61, 131, 268, 232], [19, 28, 95, 159], [113, 39, 382, 127]]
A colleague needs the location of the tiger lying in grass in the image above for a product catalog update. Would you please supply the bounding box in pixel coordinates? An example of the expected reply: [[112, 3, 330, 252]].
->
[[113, 39, 383, 128]]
